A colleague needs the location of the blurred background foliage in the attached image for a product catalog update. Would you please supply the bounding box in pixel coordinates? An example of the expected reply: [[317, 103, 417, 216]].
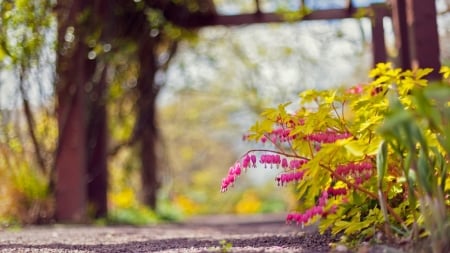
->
[[1, 0, 450, 226]]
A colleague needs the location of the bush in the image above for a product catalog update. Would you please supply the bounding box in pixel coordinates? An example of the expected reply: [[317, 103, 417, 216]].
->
[[221, 63, 450, 251]]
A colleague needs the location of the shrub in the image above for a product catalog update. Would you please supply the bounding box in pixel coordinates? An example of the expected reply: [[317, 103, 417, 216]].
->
[[221, 63, 450, 251]]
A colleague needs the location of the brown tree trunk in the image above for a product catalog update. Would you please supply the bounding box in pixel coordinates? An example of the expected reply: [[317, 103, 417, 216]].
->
[[136, 38, 160, 209], [55, 0, 90, 222], [55, 0, 109, 222], [85, 0, 110, 220], [86, 62, 108, 219]]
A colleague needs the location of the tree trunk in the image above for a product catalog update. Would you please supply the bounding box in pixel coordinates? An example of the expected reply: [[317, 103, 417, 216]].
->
[[55, 0, 90, 222], [85, 0, 110, 220], [136, 38, 160, 209], [55, 0, 109, 221], [86, 62, 108, 219]]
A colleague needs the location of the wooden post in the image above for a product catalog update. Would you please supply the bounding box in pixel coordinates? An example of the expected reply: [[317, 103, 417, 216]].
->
[[391, 0, 411, 69], [406, 0, 441, 78], [371, 4, 388, 66]]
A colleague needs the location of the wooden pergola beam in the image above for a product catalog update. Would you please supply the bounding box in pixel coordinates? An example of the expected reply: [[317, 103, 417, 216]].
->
[[176, 7, 390, 28]]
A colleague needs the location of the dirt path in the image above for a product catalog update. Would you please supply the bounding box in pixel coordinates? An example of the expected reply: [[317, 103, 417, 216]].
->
[[0, 214, 335, 252]]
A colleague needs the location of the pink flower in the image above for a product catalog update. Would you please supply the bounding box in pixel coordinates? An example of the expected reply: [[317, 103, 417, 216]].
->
[[313, 206, 324, 216], [327, 187, 348, 197], [289, 159, 307, 169], [355, 177, 363, 185], [335, 161, 373, 179], [260, 136, 267, 143], [221, 174, 236, 192], [305, 130, 352, 144], [270, 136, 277, 143], [241, 155, 251, 168], [276, 170, 305, 186], [285, 190, 334, 225], [261, 127, 295, 143], [281, 158, 289, 168], [221, 161, 244, 191], [231, 164, 241, 177], [250, 154, 257, 167], [346, 84, 364, 94]]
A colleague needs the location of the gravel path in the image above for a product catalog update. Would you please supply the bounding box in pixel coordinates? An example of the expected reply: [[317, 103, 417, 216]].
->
[[0, 214, 335, 253]]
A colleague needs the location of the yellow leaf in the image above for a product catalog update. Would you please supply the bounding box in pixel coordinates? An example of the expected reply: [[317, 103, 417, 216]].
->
[[414, 68, 433, 80], [366, 137, 382, 155], [344, 141, 364, 157], [299, 89, 320, 103], [369, 62, 392, 78], [440, 66, 450, 79], [324, 90, 336, 104], [372, 75, 390, 85], [0, 47, 5, 61]]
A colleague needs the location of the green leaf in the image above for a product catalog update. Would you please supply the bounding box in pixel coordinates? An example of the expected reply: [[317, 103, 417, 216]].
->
[[417, 149, 433, 196], [376, 141, 388, 185]]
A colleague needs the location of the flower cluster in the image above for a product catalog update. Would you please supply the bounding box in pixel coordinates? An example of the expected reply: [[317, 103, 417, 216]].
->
[[241, 154, 257, 168], [221, 164, 242, 192], [354, 173, 372, 185], [286, 191, 337, 226], [335, 161, 372, 176], [335, 161, 373, 185], [304, 130, 352, 144], [259, 154, 282, 167], [260, 127, 294, 144], [221, 154, 256, 192], [327, 186, 347, 197], [276, 170, 305, 186], [221, 152, 310, 191], [289, 159, 307, 169], [258, 154, 308, 170]]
